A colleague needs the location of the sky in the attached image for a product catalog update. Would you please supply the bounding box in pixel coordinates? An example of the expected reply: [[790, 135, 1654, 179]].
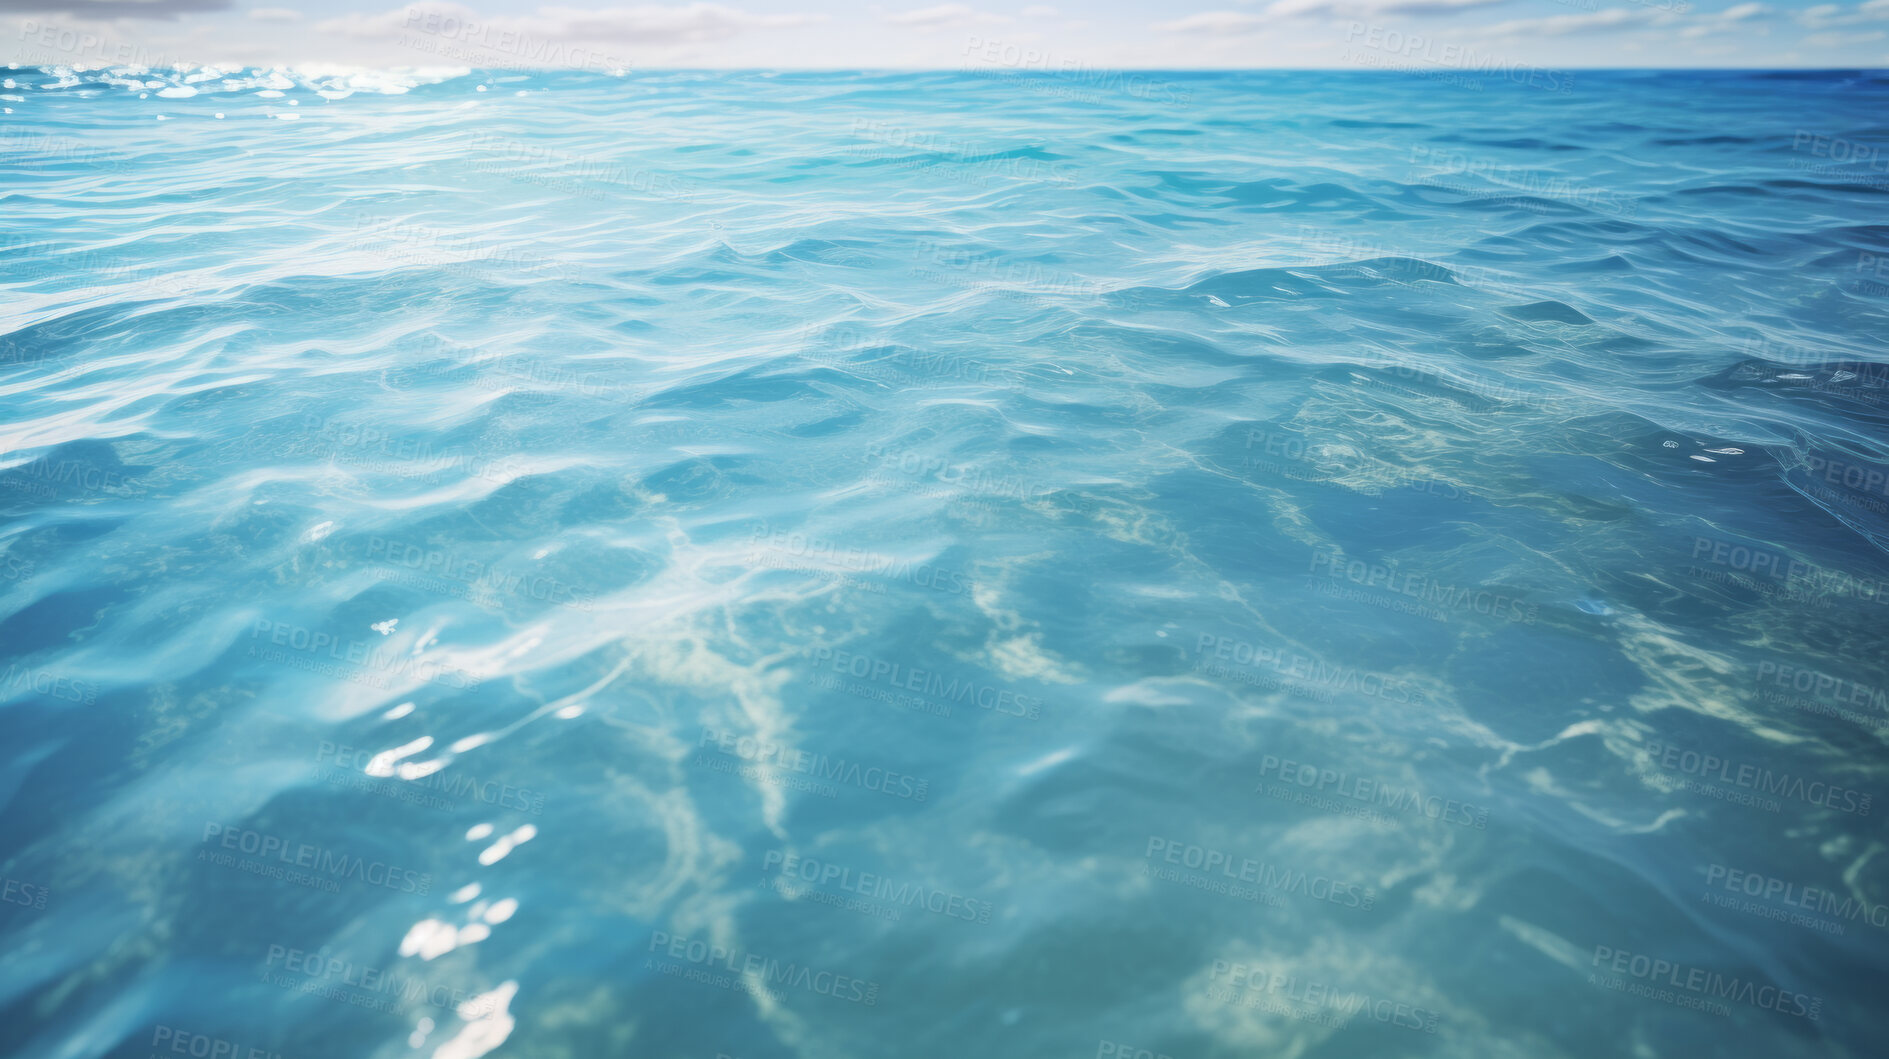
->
[[1, 0, 1886, 70]]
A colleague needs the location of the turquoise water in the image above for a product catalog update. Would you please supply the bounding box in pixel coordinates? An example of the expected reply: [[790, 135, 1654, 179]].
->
[[3, 66, 1889, 1058]]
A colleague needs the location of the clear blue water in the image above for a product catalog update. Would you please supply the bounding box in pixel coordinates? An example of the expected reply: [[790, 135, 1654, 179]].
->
[[3, 66, 1889, 1058]]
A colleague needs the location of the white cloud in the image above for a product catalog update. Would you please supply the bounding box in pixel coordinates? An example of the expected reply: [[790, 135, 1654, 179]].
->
[[1476, 3, 1772, 41], [1797, 0, 1889, 27], [0, 0, 1878, 67], [318, 3, 826, 47], [0, 0, 230, 18], [1479, 7, 1656, 37], [1154, 10, 1267, 33], [885, 4, 1010, 28], [1676, 2, 1770, 35], [1156, 0, 1504, 32], [1805, 27, 1885, 41], [1267, 0, 1508, 15]]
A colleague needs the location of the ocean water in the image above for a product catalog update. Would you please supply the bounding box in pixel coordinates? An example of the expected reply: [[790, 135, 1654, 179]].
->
[[2, 65, 1889, 1059]]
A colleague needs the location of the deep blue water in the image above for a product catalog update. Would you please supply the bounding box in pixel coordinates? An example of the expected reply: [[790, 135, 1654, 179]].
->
[[3, 66, 1889, 1059]]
